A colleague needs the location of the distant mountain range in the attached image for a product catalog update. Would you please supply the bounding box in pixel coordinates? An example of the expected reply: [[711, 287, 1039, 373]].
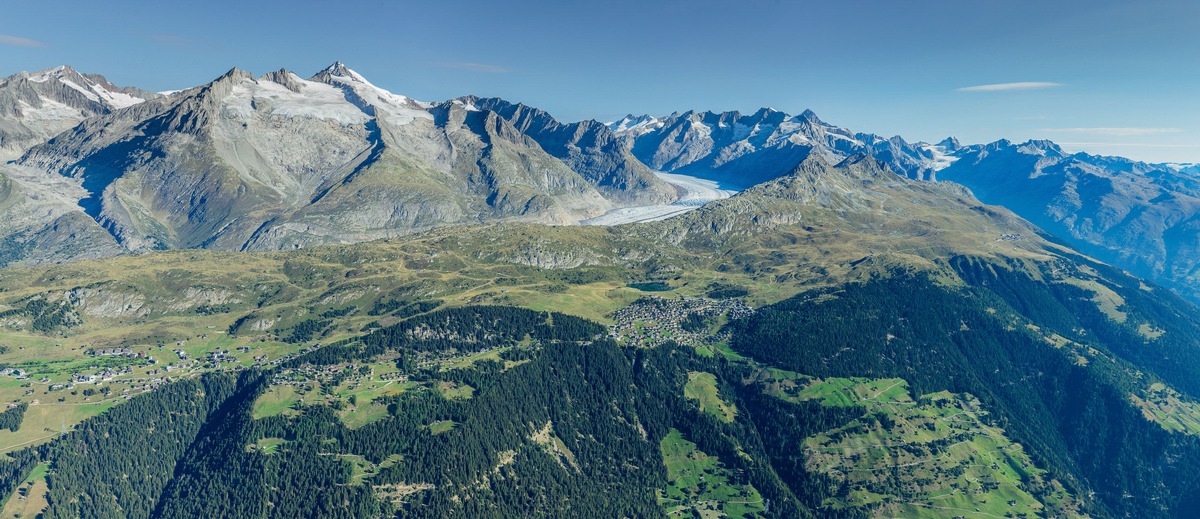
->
[[609, 110, 1200, 302], [2, 63, 1199, 304], [6, 65, 1200, 519]]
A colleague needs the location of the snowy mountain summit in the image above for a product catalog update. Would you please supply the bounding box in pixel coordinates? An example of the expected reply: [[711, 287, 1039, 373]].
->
[[0, 62, 678, 262], [0, 66, 159, 159]]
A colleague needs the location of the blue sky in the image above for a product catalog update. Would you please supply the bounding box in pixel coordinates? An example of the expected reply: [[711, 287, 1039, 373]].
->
[[2, 0, 1197, 162]]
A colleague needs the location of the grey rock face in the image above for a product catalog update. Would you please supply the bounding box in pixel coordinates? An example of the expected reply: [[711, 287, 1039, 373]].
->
[[610, 108, 945, 187], [464, 97, 678, 205], [0, 163, 125, 267], [613, 106, 1200, 304], [6, 63, 625, 261], [4, 62, 1199, 313], [0, 66, 158, 160]]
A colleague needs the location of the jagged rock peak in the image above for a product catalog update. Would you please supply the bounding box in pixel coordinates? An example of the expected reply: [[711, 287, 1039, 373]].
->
[[1016, 139, 1064, 157], [794, 108, 822, 123], [260, 69, 305, 93], [937, 136, 962, 150], [21, 65, 79, 81], [982, 138, 1014, 151], [607, 114, 660, 133], [835, 152, 889, 172], [213, 67, 255, 84], [311, 61, 367, 83], [307, 61, 429, 113]]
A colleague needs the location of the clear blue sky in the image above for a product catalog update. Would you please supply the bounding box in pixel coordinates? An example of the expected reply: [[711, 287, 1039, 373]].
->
[[2, 0, 1197, 162]]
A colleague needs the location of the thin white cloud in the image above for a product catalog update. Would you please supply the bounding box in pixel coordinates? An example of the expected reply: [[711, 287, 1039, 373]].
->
[[0, 34, 46, 48], [1040, 127, 1183, 136], [957, 82, 1061, 92], [433, 61, 510, 73]]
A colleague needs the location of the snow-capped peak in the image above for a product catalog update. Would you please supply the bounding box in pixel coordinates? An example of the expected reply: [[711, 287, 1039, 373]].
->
[[936, 137, 962, 151], [1162, 162, 1198, 172], [317, 61, 370, 84], [451, 98, 481, 112], [607, 114, 660, 134], [792, 109, 822, 123], [308, 62, 432, 125], [918, 142, 960, 172], [6, 65, 150, 111], [1016, 139, 1064, 157], [27, 65, 76, 83]]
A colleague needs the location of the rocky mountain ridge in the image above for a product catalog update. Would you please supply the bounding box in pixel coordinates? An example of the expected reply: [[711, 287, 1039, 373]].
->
[[2, 62, 678, 262], [610, 109, 1200, 303], [3, 63, 1199, 306], [0, 66, 160, 160]]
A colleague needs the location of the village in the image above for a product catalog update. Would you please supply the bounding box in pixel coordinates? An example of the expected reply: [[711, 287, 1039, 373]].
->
[[609, 296, 754, 349]]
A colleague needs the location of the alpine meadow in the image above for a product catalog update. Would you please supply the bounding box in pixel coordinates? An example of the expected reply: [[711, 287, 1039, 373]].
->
[[2, 1, 1200, 518]]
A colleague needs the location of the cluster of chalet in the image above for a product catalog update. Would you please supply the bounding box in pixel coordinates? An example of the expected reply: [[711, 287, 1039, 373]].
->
[[0, 367, 26, 379], [273, 362, 384, 388], [609, 296, 754, 348]]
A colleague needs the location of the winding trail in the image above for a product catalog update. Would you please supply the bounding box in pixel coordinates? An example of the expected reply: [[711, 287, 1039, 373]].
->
[[582, 171, 740, 226]]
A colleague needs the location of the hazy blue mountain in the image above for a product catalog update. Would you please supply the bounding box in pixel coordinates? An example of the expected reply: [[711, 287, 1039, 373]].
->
[[937, 139, 1200, 302], [613, 108, 1200, 303]]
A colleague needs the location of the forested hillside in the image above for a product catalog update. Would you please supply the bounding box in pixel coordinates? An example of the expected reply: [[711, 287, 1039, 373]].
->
[[2, 157, 1200, 517]]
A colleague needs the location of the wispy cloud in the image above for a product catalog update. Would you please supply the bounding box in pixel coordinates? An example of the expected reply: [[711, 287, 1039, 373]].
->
[[957, 82, 1062, 92], [1040, 127, 1183, 137], [433, 61, 510, 73], [0, 34, 46, 48]]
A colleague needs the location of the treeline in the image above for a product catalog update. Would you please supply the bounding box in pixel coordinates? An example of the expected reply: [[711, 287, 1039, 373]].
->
[[731, 269, 1200, 518], [952, 254, 1200, 397], [285, 305, 604, 369], [0, 448, 39, 508], [0, 402, 27, 431], [360, 305, 605, 353], [368, 298, 441, 317], [39, 373, 247, 519], [282, 318, 332, 343], [145, 304, 848, 518], [5, 297, 81, 332]]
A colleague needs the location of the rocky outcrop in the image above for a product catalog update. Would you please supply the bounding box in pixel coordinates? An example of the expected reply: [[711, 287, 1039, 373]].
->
[[7, 63, 630, 259], [465, 97, 678, 205], [0, 66, 158, 160]]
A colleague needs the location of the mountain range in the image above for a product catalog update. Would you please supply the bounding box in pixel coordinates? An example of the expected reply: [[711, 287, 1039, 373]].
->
[[4, 63, 1200, 518], [2, 62, 1199, 308], [0, 65, 160, 160], [607, 108, 1200, 302], [2, 149, 1200, 518]]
